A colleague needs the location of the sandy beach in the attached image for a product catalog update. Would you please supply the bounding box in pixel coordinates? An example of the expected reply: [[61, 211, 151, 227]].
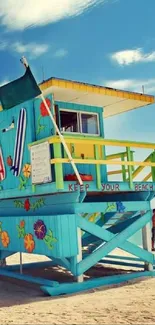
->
[[0, 251, 154, 324]]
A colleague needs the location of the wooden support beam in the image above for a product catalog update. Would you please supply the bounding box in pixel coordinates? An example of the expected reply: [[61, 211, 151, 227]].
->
[[76, 228, 83, 282], [129, 155, 151, 180], [41, 271, 155, 296], [108, 169, 128, 176], [77, 212, 154, 275], [143, 172, 152, 182], [106, 151, 134, 160], [75, 201, 150, 214], [141, 211, 153, 271]]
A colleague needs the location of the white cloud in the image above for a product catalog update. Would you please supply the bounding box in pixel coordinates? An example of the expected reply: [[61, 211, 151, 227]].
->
[[53, 48, 68, 58], [11, 42, 49, 58], [0, 0, 105, 30], [0, 39, 68, 60], [0, 40, 50, 58], [110, 48, 155, 65], [104, 79, 155, 94]]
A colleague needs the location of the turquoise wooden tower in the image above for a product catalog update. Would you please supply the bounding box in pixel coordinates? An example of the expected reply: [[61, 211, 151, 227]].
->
[[0, 60, 155, 296]]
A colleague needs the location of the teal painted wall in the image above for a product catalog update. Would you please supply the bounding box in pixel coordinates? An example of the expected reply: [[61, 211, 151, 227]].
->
[[0, 214, 78, 258], [0, 95, 108, 195]]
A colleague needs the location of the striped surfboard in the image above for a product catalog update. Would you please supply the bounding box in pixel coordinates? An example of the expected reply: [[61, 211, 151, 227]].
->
[[11, 108, 26, 177], [0, 147, 5, 181]]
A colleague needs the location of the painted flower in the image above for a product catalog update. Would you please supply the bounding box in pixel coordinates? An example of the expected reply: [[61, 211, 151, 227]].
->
[[22, 164, 31, 178], [40, 98, 51, 117], [24, 199, 30, 211], [24, 234, 35, 253], [1, 231, 10, 248], [20, 220, 25, 228], [7, 156, 13, 167], [116, 202, 125, 213], [34, 220, 47, 240], [0, 222, 2, 235]]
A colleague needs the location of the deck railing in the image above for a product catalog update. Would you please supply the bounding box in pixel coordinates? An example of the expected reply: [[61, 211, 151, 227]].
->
[[29, 135, 155, 190]]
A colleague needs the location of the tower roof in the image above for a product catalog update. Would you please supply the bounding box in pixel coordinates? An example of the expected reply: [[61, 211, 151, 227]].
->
[[40, 77, 155, 118]]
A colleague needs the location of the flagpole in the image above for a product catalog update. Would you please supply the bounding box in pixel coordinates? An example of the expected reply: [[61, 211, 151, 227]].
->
[[20, 57, 83, 186]]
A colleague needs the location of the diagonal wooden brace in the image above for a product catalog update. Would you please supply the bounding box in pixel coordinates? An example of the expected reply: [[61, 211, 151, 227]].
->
[[77, 211, 153, 275]]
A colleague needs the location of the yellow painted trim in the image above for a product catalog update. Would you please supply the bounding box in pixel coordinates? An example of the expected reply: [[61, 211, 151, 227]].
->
[[108, 170, 128, 175], [128, 155, 151, 180], [40, 77, 155, 104], [106, 151, 134, 160], [0, 76, 154, 112], [143, 173, 152, 182], [50, 158, 155, 167], [48, 136, 155, 150]]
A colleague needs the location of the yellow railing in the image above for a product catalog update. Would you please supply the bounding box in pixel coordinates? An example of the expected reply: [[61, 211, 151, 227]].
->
[[107, 152, 153, 183], [29, 135, 155, 190]]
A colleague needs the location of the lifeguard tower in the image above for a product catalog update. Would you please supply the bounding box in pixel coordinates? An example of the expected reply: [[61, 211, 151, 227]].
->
[[0, 69, 155, 296]]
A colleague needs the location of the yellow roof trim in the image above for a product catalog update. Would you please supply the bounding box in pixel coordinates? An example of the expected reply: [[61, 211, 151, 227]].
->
[[40, 77, 155, 104]]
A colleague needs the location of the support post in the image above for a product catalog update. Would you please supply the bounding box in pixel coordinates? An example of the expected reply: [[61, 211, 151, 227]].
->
[[20, 252, 23, 274], [126, 147, 133, 189], [0, 258, 6, 267], [141, 211, 153, 271], [76, 228, 83, 283], [130, 151, 135, 171], [121, 154, 126, 182], [53, 143, 64, 189], [94, 145, 101, 189]]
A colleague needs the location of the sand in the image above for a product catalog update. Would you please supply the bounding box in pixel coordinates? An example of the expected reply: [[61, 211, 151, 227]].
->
[[0, 251, 155, 325]]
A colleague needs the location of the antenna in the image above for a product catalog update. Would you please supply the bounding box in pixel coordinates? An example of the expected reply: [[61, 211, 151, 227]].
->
[[142, 85, 145, 94]]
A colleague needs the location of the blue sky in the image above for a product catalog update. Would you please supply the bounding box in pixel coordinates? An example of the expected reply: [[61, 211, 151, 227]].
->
[[0, 0, 155, 197]]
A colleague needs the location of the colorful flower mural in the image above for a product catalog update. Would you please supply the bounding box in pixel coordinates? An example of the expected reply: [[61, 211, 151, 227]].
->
[[14, 197, 45, 212], [24, 233, 35, 253], [43, 229, 57, 250], [17, 220, 26, 238], [18, 163, 31, 190], [7, 156, 13, 167], [17, 218, 57, 253], [116, 202, 126, 213], [36, 98, 51, 135], [33, 219, 57, 250], [24, 199, 31, 211], [0, 222, 10, 248], [82, 203, 116, 224], [40, 99, 51, 117], [1, 231, 10, 248], [34, 220, 47, 239], [22, 164, 31, 178], [20, 220, 25, 228]]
